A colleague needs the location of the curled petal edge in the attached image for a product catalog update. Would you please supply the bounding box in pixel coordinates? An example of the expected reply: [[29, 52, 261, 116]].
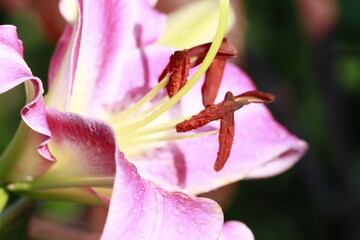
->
[[0, 25, 53, 182]]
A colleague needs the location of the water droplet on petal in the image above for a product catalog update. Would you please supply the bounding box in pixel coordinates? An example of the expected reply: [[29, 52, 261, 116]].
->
[[89, 124, 96, 132], [178, 204, 186, 212], [279, 132, 286, 140]]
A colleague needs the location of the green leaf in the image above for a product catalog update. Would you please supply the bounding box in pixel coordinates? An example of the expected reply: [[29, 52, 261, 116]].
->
[[0, 188, 8, 213]]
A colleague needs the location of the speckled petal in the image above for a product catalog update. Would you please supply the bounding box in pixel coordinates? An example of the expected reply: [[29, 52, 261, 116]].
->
[[101, 152, 224, 240]]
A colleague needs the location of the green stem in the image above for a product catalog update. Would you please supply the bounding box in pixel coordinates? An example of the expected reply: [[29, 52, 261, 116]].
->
[[0, 122, 28, 185], [7, 177, 115, 191], [0, 197, 35, 233]]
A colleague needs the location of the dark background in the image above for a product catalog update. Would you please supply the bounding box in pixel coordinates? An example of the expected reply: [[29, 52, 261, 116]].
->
[[227, 0, 360, 239], [1, 0, 360, 239]]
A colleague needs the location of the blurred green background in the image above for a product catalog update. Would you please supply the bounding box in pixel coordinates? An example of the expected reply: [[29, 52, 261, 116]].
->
[[1, 0, 360, 239]]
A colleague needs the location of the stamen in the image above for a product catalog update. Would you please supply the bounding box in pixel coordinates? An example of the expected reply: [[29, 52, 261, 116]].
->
[[107, 0, 230, 162], [159, 51, 190, 98], [188, 38, 237, 67], [214, 91, 235, 171], [176, 90, 275, 171], [201, 58, 227, 107], [176, 92, 247, 132], [192, 39, 236, 107], [158, 39, 237, 104], [214, 113, 234, 171], [121, 0, 230, 133], [234, 90, 275, 103], [108, 74, 170, 124], [114, 96, 169, 130], [118, 116, 189, 140], [120, 130, 218, 147]]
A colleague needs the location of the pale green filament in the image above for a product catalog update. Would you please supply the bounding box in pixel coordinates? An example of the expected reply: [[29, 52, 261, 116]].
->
[[118, 0, 229, 134], [127, 96, 169, 121], [118, 116, 188, 140], [109, 75, 170, 124], [114, 96, 169, 130], [120, 130, 218, 147]]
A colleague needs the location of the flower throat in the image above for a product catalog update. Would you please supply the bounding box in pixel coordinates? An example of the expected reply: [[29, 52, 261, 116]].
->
[[108, 0, 275, 172]]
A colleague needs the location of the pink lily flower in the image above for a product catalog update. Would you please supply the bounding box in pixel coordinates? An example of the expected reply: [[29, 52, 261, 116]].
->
[[0, 0, 307, 238]]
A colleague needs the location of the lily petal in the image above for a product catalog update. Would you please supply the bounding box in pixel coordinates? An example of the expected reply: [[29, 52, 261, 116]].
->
[[67, 0, 166, 117], [0, 25, 53, 182], [101, 151, 224, 240], [220, 221, 255, 240], [106, 45, 173, 118], [0, 26, 48, 135], [38, 108, 116, 181], [24, 108, 118, 203], [45, 25, 74, 110], [134, 63, 308, 194], [156, 0, 235, 49]]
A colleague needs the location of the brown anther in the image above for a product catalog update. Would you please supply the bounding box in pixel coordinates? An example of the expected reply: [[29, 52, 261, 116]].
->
[[176, 91, 240, 171], [188, 39, 237, 107], [176, 91, 247, 132], [201, 58, 227, 107], [188, 38, 238, 67], [158, 39, 237, 100], [176, 90, 276, 172], [214, 92, 235, 171], [234, 90, 276, 103], [158, 50, 190, 98]]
